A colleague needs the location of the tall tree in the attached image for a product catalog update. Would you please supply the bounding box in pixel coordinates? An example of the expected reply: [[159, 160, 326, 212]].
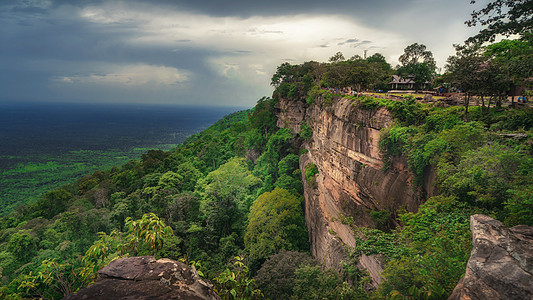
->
[[329, 51, 345, 62], [484, 38, 533, 103], [446, 45, 488, 115], [245, 188, 308, 262], [397, 43, 437, 90]]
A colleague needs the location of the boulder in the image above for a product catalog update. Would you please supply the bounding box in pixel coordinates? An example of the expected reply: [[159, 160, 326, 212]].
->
[[449, 214, 533, 300], [65, 256, 220, 300]]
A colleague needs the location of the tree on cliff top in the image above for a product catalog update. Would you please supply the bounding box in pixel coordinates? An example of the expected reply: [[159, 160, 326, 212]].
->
[[397, 43, 437, 90]]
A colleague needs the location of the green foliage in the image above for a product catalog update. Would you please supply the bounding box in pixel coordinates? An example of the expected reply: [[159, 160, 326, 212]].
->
[[304, 163, 318, 186], [354, 196, 477, 298], [17, 258, 82, 300], [213, 256, 263, 300], [245, 188, 308, 262], [7, 230, 38, 263], [439, 143, 533, 223], [306, 85, 323, 105], [254, 250, 317, 299], [292, 265, 367, 300], [198, 157, 261, 243], [299, 122, 313, 141], [254, 128, 297, 195], [370, 209, 392, 231], [36, 189, 72, 219], [275, 154, 303, 195], [125, 212, 174, 255], [466, 0, 533, 43]]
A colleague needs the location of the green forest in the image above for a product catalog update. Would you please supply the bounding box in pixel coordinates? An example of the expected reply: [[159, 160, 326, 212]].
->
[[1, 1, 532, 299]]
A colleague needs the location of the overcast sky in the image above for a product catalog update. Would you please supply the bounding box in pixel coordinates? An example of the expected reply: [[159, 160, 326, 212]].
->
[[0, 0, 488, 107]]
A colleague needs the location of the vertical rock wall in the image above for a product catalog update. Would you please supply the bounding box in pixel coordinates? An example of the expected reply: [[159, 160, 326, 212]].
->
[[276, 95, 429, 286]]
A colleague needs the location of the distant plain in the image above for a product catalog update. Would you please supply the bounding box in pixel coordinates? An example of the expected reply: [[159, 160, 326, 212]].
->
[[0, 102, 239, 215]]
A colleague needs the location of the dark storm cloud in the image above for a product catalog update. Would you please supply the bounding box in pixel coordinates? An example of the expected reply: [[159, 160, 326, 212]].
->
[[0, 0, 235, 104], [149, 0, 412, 19], [4, 0, 416, 22], [0, 0, 485, 106]]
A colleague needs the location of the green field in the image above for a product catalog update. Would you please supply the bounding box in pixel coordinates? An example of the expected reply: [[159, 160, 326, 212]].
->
[[0, 144, 175, 215]]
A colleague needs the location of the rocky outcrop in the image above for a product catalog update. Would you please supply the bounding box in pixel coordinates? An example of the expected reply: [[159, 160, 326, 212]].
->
[[449, 214, 533, 300], [65, 256, 220, 300], [276, 95, 431, 287]]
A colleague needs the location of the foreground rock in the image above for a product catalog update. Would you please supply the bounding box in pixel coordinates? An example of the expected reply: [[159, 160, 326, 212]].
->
[[65, 256, 220, 300], [449, 214, 533, 300]]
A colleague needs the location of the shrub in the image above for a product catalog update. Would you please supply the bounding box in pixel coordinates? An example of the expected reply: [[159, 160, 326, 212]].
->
[[304, 163, 319, 186], [299, 122, 313, 141]]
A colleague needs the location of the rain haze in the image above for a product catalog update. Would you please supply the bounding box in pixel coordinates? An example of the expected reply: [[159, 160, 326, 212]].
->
[[0, 0, 488, 107]]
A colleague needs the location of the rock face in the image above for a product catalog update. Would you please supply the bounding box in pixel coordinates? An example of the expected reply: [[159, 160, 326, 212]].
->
[[276, 95, 431, 287], [449, 214, 533, 300], [64, 256, 220, 300]]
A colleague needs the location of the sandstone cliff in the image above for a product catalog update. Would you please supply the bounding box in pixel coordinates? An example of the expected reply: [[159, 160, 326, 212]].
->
[[276, 95, 431, 286]]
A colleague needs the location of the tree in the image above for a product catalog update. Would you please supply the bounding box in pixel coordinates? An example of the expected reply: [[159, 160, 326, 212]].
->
[[254, 250, 317, 299], [271, 63, 296, 87], [17, 259, 83, 299], [397, 43, 437, 90], [399, 43, 436, 67], [157, 171, 183, 191], [125, 212, 174, 255], [466, 0, 533, 43], [36, 189, 72, 219], [445, 45, 488, 115], [213, 256, 263, 300], [484, 38, 533, 104], [367, 53, 392, 70], [197, 157, 261, 243], [244, 188, 308, 262], [7, 230, 37, 263], [329, 51, 345, 62]]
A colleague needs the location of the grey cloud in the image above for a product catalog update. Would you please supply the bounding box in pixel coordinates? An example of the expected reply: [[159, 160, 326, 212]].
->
[[337, 38, 372, 48], [0, 0, 485, 106]]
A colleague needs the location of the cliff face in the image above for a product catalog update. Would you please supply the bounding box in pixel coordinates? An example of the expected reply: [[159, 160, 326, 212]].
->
[[276, 95, 429, 286]]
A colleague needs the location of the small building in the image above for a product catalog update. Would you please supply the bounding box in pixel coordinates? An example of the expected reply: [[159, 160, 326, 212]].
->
[[389, 75, 415, 90], [389, 75, 430, 91]]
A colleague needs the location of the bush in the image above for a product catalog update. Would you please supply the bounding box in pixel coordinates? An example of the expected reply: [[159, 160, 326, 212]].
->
[[299, 122, 313, 141], [304, 163, 319, 186]]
